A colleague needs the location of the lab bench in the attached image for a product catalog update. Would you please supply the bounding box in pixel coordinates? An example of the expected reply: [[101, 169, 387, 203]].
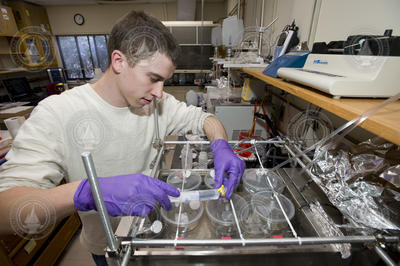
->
[[81, 138, 399, 266], [241, 67, 400, 146]]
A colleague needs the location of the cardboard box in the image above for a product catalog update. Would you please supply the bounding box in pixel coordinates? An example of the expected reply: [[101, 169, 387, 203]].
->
[[8, 1, 51, 32], [0, 5, 18, 36]]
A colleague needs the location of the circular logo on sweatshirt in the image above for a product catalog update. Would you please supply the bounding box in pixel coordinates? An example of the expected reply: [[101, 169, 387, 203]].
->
[[68, 112, 108, 152], [10, 26, 54, 71], [9, 195, 56, 240]]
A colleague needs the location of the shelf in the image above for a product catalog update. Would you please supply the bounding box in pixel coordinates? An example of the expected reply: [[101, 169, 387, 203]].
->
[[0, 106, 35, 122], [242, 67, 400, 146], [0, 52, 23, 55], [174, 69, 211, 73], [0, 68, 27, 74]]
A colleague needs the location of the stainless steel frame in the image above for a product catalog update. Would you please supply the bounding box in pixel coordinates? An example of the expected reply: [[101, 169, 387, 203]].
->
[[81, 139, 399, 266]]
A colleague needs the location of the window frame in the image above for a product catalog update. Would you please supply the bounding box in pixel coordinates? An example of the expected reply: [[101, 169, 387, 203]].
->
[[56, 34, 109, 80]]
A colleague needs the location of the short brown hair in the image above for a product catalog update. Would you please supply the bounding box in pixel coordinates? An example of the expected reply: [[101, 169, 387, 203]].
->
[[107, 11, 180, 67]]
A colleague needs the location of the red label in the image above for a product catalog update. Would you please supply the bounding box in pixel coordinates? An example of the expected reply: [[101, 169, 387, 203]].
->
[[175, 237, 185, 249]]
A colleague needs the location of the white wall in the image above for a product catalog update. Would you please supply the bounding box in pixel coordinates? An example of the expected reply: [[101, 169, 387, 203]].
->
[[241, 0, 399, 143], [46, 2, 225, 35], [242, 0, 400, 49], [314, 0, 400, 43], [241, 0, 314, 53]]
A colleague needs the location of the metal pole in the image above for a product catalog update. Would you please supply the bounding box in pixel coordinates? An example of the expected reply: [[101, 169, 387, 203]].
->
[[153, 99, 160, 141], [163, 140, 285, 145], [374, 245, 397, 266], [81, 152, 119, 253], [121, 236, 398, 247], [258, 0, 265, 57], [121, 140, 164, 265], [237, 0, 241, 19], [121, 218, 146, 266], [284, 143, 317, 179], [151, 145, 165, 178]]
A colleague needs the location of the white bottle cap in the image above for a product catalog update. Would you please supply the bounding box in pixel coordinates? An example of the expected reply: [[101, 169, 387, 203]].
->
[[209, 169, 215, 178]]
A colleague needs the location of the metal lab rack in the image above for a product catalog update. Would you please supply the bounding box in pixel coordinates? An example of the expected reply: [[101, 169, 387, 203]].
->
[[81, 139, 400, 266]]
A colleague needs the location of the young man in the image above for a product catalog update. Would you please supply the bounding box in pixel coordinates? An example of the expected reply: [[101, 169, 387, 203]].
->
[[0, 10, 245, 264]]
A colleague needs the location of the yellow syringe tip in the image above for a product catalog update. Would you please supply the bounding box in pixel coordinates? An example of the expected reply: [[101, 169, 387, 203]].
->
[[218, 185, 226, 197]]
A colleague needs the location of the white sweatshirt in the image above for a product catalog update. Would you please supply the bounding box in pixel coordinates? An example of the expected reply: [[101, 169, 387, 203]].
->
[[0, 83, 211, 254]]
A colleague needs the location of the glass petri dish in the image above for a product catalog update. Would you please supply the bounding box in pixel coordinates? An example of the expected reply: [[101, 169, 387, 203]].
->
[[243, 169, 285, 194], [251, 191, 295, 232], [167, 171, 202, 191], [160, 201, 204, 237]]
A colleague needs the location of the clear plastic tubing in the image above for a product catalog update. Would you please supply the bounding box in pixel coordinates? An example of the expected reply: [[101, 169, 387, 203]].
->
[[169, 189, 221, 203]]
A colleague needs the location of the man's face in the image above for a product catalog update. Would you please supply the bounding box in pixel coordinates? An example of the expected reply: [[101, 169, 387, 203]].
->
[[118, 52, 175, 108]]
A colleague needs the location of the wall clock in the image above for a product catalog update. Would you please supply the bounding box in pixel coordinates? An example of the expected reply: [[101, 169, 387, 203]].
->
[[74, 13, 85, 26]]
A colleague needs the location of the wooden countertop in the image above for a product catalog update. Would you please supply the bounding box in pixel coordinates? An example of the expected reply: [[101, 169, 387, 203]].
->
[[242, 67, 400, 146]]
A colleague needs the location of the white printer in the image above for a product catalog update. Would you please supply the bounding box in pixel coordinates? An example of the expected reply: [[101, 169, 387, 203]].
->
[[277, 54, 400, 99]]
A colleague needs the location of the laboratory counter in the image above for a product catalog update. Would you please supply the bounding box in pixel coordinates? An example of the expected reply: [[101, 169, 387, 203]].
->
[[241, 67, 400, 146]]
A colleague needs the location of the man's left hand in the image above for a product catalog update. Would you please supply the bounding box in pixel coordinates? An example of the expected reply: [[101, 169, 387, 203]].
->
[[211, 139, 245, 199]]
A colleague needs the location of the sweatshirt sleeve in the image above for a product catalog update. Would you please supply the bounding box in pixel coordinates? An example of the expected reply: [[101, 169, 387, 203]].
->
[[162, 93, 213, 136], [0, 102, 67, 192]]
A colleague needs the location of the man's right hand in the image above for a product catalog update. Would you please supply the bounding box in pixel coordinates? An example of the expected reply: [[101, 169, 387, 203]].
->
[[73, 174, 180, 217]]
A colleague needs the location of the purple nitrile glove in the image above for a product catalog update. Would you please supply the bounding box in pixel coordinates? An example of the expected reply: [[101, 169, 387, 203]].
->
[[73, 173, 180, 217], [211, 139, 245, 200]]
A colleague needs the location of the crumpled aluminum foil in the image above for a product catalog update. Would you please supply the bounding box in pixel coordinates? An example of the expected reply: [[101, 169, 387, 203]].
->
[[309, 202, 351, 259], [216, 76, 228, 89], [379, 165, 400, 189], [311, 141, 400, 231]]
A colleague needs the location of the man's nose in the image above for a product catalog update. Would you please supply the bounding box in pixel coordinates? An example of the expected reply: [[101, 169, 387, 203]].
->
[[151, 82, 163, 99]]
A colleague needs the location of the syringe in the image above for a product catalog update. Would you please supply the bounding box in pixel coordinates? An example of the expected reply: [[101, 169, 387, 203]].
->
[[169, 186, 226, 203]]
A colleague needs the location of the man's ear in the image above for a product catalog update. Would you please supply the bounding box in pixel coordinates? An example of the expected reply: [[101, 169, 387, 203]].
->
[[110, 50, 126, 74]]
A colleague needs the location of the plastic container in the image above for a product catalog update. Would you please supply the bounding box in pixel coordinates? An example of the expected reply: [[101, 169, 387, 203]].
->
[[239, 198, 267, 237], [205, 194, 248, 238], [167, 171, 202, 191], [204, 169, 215, 189], [230, 87, 242, 99], [181, 144, 193, 170], [169, 189, 221, 203], [186, 88, 198, 106], [160, 201, 204, 238], [242, 169, 285, 194], [198, 151, 208, 169], [135, 208, 164, 239], [250, 191, 295, 233]]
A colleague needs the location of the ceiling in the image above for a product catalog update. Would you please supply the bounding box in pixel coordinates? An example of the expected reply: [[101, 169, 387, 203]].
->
[[22, 0, 224, 7]]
